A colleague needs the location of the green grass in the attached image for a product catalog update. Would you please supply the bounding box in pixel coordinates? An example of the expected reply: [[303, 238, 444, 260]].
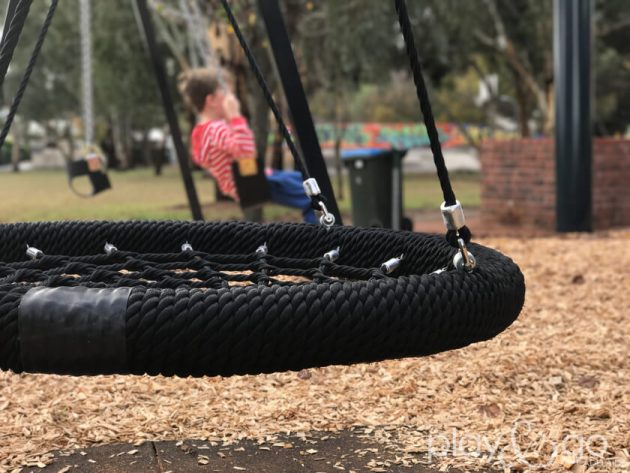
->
[[0, 167, 479, 223]]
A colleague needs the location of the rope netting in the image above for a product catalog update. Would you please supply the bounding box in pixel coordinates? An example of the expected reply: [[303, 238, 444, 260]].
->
[[0, 246, 392, 290]]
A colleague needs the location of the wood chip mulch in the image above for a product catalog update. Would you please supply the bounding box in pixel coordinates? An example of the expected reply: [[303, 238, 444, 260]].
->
[[1, 230, 628, 472]]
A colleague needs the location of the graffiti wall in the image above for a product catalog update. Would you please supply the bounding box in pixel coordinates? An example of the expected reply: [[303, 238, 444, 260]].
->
[[314, 122, 518, 150]]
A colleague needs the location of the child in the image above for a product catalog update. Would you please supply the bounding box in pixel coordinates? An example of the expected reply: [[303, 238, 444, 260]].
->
[[180, 68, 316, 223]]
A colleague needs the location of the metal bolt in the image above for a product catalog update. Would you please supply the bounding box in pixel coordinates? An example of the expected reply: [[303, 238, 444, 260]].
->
[[26, 245, 44, 260], [104, 242, 118, 255], [323, 247, 340, 262], [256, 243, 268, 257], [181, 242, 193, 252], [380, 254, 404, 274]]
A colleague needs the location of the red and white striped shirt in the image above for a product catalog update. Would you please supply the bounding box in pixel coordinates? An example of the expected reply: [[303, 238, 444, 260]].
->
[[191, 116, 256, 201]]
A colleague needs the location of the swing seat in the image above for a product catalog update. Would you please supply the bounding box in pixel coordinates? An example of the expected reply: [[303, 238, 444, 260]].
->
[[67, 153, 111, 197], [232, 159, 272, 209], [0, 220, 525, 377]]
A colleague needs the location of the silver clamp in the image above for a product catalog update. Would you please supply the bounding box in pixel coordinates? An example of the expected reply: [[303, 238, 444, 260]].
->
[[26, 245, 44, 260], [256, 243, 268, 257], [441, 201, 476, 272], [104, 242, 118, 255], [380, 254, 404, 274], [303, 178, 335, 229], [440, 200, 466, 230], [323, 247, 340, 262], [181, 242, 193, 252]]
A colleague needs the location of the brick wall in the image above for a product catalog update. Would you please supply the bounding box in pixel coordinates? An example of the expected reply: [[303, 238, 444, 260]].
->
[[480, 138, 630, 231]]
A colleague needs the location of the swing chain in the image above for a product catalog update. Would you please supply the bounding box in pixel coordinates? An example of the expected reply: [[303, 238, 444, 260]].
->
[[441, 200, 476, 272]]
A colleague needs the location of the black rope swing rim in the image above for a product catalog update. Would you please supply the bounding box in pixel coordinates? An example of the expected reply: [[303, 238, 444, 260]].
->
[[0, 1, 525, 378], [0, 220, 525, 377]]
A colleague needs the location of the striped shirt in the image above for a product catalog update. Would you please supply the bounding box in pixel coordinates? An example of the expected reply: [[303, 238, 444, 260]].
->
[[191, 116, 256, 201]]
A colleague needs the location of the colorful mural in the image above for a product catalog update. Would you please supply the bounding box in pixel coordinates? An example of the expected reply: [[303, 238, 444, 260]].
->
[[314, 122, 518, 150]]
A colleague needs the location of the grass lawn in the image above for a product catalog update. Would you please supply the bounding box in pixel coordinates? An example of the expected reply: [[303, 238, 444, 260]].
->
[[0, 166, 479, 223]]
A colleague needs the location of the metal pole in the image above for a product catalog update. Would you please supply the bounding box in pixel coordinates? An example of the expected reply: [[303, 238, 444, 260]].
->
[[257, 0, 342, 225], [554, 0, 592, 232], [79, 0, 94, 145], [0, 0, 32, 88], [135, 0, 204, 221], [1, 0, 20, 48]]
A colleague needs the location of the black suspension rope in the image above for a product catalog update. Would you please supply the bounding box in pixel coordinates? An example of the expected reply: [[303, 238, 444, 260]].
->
[[394, 0, 471, 246], [0, 0, 32, 88], [0, 0, 58, 149], [394, 0, 456, 206], [218, 0, 315, 184]]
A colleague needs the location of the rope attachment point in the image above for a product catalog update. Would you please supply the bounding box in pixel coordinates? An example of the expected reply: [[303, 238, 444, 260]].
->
[[25, 245, 43, 260], [380, 254, 404, 274], [303, 178, 335, 229], [104, 242, 118, 255], [441, 201, 476, 271], [323, 247, 340, 262]]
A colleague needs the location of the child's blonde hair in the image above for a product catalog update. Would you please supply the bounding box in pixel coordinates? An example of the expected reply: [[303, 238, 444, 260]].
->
[[179, 67, 222, 113]]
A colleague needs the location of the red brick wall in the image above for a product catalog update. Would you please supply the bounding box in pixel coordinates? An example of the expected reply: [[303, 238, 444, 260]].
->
[[481, 138, 630, 231]]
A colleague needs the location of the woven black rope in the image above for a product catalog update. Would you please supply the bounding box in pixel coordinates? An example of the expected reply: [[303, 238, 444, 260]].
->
[[0, 220, 525, 376], [394, 0, 472, 246], [0, 0, 58, 149], [218, 0, 312, 183], [0, 0, 32, 88], [394, 0, 455, 206]]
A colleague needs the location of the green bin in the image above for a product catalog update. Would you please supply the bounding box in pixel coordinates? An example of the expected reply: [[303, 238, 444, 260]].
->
[[342, 148, 409, 230]]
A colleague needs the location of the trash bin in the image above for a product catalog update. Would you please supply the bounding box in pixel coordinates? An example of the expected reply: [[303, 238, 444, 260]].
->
[[342, 148, 410, 230]]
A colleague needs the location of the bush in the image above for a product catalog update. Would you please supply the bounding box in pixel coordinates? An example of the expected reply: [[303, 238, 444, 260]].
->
[[0, 142, 30, 165]]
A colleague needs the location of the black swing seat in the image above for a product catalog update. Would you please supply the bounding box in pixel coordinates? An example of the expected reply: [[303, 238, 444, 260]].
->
[[0, 220, 524, 377]]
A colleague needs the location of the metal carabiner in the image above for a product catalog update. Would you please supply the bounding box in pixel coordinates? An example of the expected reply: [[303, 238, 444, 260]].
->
[[453, 238, 476, 272]]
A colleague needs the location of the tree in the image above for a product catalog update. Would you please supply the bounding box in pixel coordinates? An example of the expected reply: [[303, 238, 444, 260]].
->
[[405, 0, 630, 137], [3, 0, 175, 169], [298, 0, 397, 197], [92, 0, 164, 168]]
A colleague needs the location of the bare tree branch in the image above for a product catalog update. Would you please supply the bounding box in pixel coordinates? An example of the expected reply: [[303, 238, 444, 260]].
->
[[474, 0, 548, 119]]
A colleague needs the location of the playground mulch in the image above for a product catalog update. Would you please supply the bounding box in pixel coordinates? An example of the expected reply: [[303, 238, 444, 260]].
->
[[1, 230, 629, 473]]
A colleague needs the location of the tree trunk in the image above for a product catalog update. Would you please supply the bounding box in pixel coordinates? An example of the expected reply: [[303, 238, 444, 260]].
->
[[543, 83, 555, 135], [333, 99, 346, 200], [512, 69, 531, 137], [64, 120, 75, 163], [244, 60, 270, 170], [141, 130, 151, 166], [10, 120, 21, 173], [110, 109, 129, 169], [123, 114, 133, 167], [271, 124, 284, 170], [270, 92, 287, 170]]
